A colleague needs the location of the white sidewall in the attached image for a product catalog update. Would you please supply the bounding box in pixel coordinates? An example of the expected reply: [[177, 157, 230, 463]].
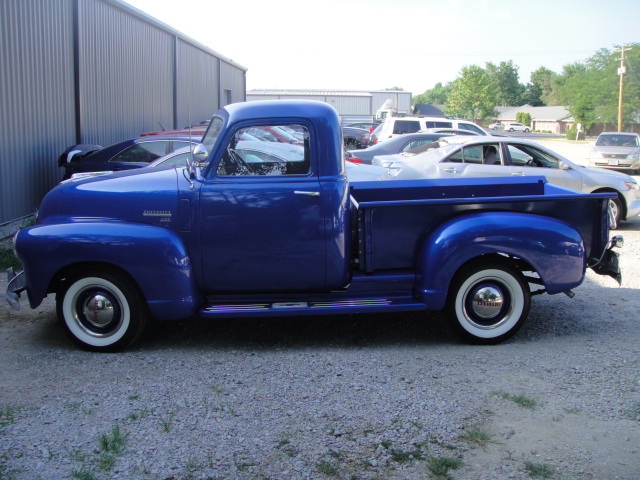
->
[[454, 268, 525, 339], [62, 277, 131, 347]]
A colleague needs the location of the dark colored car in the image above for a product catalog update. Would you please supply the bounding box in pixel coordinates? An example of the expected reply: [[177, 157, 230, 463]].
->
[[342, 126, 370, 149], [345, 121, 381, 133], [58, 135, 201, 180], [345, 132, 454, 164]]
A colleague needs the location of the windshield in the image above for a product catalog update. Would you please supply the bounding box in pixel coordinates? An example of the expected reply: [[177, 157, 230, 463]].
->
[[199, 116, 225, 164], [596, 134, 639, 147]]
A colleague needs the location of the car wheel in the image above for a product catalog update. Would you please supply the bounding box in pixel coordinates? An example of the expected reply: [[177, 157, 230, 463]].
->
[[524, 128, 530, 132], [56, 269, 147, 352], [608, 195, 623, 230], [446, 259, 530, 344], [508, 128, 514, 132]]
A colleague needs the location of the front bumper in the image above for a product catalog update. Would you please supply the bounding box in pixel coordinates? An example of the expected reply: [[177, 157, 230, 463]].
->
[[5, 268, 26, 311]]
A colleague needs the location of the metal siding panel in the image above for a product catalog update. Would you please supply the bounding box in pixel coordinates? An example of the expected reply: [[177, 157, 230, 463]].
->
[[220, 60, 246, 105], [1, 0, 76, 222], [329, 96, 371, 115], [77, 0, 174, 144], [175, 39, 220, 128]]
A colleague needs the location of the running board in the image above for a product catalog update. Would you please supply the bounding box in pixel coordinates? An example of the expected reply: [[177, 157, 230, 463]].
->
[[198, 295, 426, 318]]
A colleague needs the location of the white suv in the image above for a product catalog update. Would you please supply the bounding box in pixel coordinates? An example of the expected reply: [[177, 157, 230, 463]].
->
[[374, 116, 486, 143], [503, 122, 531, 132]]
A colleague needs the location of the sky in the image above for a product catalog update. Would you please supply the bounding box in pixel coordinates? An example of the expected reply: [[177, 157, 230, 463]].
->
[[124, 0, 639, 96]]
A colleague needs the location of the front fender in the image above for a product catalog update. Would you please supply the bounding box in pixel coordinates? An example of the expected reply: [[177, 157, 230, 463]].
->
[[415, 212, 586, 309], [15, 221, 199, 320]]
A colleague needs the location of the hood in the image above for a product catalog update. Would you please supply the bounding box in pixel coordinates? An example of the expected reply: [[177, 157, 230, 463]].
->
[[591, 145, 640, 156], [38, 167, 181, 229]]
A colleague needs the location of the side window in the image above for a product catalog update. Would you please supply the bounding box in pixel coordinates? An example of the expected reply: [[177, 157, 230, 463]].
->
[[403, 139, 435, 151], [217, 124, 310, 177], [109, 142, 167, 163], [458, 123, 485, 135], [508, 145, 559, 168], [425, 121, 452, 128], [444, 145, 499, 164], [393, 120, 421, 134]]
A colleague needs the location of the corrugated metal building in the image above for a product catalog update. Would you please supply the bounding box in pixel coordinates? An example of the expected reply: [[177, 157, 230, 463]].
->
[[0, 0, 247, 224], [246, 89, 413, 124]]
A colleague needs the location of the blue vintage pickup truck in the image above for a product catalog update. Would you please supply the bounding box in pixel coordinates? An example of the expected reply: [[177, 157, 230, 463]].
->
[[6, 101, 622, 351]]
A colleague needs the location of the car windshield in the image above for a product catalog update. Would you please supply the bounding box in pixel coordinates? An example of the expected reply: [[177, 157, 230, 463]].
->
[[596, 134, 639, 147], [198, 116, 225, 165]]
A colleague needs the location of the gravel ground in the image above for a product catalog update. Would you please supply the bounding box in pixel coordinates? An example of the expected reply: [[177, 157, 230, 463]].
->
[[1, 147, 639, 479]]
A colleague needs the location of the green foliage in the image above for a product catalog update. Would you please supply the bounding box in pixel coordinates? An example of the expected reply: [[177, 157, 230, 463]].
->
[[515, 112, 532, 126], [565, 126, 585, 140], [524, 460, 555, 478], [427, 456, 463, 479], [444, 65, 497, 121], [413, 82, 452, 105], [486, 60, 524, 106]]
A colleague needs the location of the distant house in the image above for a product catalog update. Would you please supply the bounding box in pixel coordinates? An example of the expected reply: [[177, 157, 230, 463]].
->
[[497, 105, 574, 134]]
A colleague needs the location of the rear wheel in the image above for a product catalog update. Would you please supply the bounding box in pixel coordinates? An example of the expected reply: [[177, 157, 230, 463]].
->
[[446, 259, 530, 344], [56, 269, 147, 352]]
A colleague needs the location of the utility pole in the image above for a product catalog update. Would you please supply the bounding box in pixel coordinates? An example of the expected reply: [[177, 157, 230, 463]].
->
[[617, 46, 630, 132]]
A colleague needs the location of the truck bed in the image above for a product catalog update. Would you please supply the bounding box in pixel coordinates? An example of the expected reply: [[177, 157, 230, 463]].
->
[[350, 176, 612, 272]]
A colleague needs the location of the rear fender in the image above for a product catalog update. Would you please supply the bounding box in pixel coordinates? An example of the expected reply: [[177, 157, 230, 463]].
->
[[15, 222, 198, 320], [415, 212, 586, 309]]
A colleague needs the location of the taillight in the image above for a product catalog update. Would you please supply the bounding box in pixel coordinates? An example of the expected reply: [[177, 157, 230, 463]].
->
[[348, 158, 363, 163]]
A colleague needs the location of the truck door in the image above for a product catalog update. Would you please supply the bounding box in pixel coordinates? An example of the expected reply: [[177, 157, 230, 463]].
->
[[199, 124, 327, 292]]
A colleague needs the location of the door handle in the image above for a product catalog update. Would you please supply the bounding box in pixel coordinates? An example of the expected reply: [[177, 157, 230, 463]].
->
[[443, 168, 458, 173], [511, 171, 525, 176], [294, 191, 320, 197]]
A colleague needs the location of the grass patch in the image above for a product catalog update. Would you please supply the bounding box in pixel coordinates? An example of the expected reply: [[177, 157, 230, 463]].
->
[[625, 402, 640, 421], [316, 460, 339, 476], [524, 460, 555, 478], [427, 455, 463, 479], [458, 424, 494, 450], [0, 405, 20, 430], [494, 391, 538, 409]]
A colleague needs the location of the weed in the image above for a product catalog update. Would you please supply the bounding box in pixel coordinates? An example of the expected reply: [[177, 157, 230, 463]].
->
[[275, 438, 299, 457], [458, 424, 494, 450], [0, 452, 20, 480], [316, 460, 339, 476], [494, 391, 537, 409], [427, 455, 463, 479], [210, 384, 225, 395], [185, 457, 201, 472], [563, 407, 581, 415], [0, 405, 19, 430], [127, 395, 139, 401], [160, 411, 176, 432], [524, 460, 555, 478], [99, 424, 128, 455], [71, 469, 98, 480]]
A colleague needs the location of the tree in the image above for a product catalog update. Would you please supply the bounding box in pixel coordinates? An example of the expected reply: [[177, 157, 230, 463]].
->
[[485, 60, 524, 106], [384, 86, 404, 91], [524, 67, 561, 106], [413, 82, 452, 105], [559, 44, 640, 131], [444, 65, 497, 122]]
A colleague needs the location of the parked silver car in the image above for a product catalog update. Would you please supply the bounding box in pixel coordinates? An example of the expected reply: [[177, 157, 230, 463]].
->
[[588, 132, 640, 174], [373, 136, 640, 228]]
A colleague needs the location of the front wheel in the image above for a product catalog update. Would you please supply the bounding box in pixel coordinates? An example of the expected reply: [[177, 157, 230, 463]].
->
[[56, 270, 147, 352], [446, 260, 531, 344], [608, 195, 622, 230]]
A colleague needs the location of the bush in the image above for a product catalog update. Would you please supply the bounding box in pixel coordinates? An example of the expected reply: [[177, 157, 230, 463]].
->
[[565, 126, 585, 140]]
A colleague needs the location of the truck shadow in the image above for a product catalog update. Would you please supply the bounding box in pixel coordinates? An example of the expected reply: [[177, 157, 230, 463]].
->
[[137, 310, 458, 351]]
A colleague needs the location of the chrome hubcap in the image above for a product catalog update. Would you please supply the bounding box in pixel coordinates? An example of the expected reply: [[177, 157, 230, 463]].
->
[[81, 294, 115, 328], [470, 286, 504, 318]]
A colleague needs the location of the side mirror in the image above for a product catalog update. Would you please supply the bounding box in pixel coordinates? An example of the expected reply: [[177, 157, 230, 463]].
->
[[192, 144, 209, 164], [560, 161, 571, 170]]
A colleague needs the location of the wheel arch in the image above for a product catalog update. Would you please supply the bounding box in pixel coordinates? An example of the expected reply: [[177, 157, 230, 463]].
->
[[414, 212, 586, 309], [591, 187, 626, 220], [16, 222, 200, 320]]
